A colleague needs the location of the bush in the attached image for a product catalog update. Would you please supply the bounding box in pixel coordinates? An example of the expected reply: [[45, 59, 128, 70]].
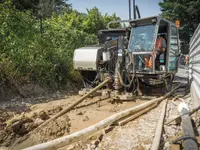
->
[[0, 1, 119, 88], [0, 1, 97, 86]]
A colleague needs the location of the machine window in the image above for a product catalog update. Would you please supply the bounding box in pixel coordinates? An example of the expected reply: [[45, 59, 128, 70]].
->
[[129, 24, 156, 52], [170, 26, 179, 52], [171, 26, 177, 36]]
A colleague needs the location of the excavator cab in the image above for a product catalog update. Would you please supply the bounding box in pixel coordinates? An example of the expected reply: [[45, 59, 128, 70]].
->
[[128, 16, 180, 85]]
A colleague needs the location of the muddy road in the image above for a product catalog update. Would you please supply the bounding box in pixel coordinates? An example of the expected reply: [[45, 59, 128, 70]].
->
[[1, 67, 198, 150], [1, 92, 198, 150], [0, 94, 147, 150]]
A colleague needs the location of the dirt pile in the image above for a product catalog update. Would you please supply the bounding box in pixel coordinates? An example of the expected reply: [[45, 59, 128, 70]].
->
[[36, 114, 71, 143], [0, 108, 71, 148], [0, 109, 13, 129], [1, 117, 36, 146], [0, 109, 15, 146]]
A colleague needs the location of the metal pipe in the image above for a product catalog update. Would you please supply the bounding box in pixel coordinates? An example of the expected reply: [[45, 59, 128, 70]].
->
[[133, 0, 136, 19], [129, 0, 131, 20]]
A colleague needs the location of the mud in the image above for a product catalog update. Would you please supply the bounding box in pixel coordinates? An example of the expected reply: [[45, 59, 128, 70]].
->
[[59, 94, 197, 150], [0, 89, 196, 150], [0, 93, 145, 150], [11, 114, 71, 150], [0, 101, 71, 149]]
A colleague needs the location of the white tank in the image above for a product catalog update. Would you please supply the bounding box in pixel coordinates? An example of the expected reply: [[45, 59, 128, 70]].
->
[[73, 47, 102, 71]]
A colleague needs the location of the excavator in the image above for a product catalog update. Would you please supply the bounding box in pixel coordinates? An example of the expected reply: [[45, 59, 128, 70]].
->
[[73, 2, 180, 99]]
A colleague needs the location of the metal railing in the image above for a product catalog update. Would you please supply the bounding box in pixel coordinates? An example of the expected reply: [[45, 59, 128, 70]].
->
[[189, 24, 200, 105]]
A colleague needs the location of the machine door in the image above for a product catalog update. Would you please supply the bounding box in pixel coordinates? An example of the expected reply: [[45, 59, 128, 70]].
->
[[168, 25, 179, 72]]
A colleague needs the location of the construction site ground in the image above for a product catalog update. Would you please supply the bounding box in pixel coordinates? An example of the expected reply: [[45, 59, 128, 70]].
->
[[0, 67, 199, 150]]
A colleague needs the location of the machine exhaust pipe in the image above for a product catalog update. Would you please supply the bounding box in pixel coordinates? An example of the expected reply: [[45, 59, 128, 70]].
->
[[129, 0, 140, 19], [129, 0, 131, 20], [133, 0, 136, 19]]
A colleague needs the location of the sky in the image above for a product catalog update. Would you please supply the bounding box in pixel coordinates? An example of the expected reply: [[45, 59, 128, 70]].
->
[[69, 0, 162, 20]]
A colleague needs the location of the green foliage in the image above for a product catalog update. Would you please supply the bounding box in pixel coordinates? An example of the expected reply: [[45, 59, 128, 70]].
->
[[0, 0, 72, 17], [0, 1, 120, 87], [82, 7, 121, 34]]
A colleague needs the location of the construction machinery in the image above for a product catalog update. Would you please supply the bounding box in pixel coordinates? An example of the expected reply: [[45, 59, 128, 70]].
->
[[73, 16, 180, 99]]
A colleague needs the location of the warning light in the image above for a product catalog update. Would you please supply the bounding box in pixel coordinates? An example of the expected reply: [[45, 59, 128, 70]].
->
[[175, 20, 180, 29]]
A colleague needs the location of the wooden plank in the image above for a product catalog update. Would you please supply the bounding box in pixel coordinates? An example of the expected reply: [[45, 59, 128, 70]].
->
[[151, 101, 167, 150]]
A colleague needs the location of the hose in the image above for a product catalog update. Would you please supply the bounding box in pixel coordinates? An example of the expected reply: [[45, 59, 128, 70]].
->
[[117, 70, 135, 88], [116, 51, 136, 88]]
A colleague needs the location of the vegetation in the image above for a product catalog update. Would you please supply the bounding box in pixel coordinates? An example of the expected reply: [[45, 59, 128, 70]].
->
[[0, 0, 120, 88], [159, 0, 200, 53]]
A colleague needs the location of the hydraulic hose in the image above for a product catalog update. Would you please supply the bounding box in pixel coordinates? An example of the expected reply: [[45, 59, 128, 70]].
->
[[117, 70, 134, 88], [116, 52, 136, 88]]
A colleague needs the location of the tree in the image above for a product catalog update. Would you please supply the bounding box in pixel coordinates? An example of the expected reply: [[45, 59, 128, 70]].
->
[[0, 1, 121, 88], [103, 13, 121, 29], [81, 7, 121, 35], [0, 0, 71, 17], [81, 7, 105, 35], [159, 0, 200, 53]]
